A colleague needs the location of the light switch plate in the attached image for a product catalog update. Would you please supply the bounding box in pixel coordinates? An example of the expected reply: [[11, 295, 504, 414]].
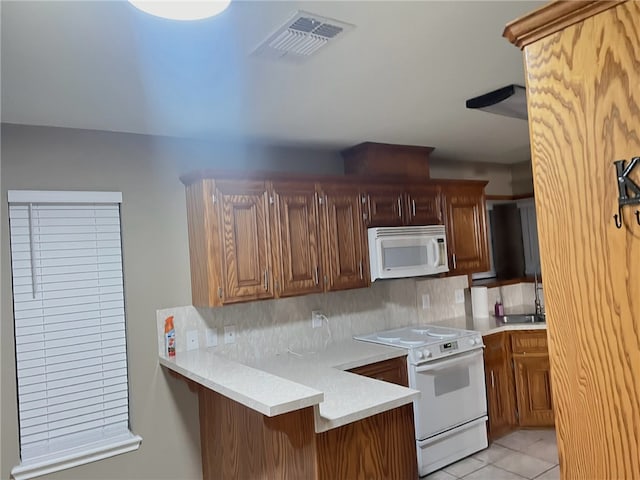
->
[[224, 325, 236, 344], [454, 289, 465, 304], [206, 328, 218, 348], [422, 294, 430, 309], [186, 330, 199, 351]]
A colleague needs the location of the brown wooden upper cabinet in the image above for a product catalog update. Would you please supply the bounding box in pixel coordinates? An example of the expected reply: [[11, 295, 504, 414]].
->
[[362, 184, 443, 227], [406, 185, 443, 225], [183, 172, 491, 305], [185, 176, 370, 307], [271, 180, 323, 297], [319, 183, 369, 291], [442, 183, 490, 275], [211, 179, 274, 305]]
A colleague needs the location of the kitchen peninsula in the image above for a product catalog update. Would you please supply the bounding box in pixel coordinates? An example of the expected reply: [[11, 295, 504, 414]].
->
[[160, 339, 419, 480]]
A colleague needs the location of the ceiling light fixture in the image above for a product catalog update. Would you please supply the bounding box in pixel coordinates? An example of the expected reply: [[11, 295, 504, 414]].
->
[[465, 84, 527, 120], [129, 1, 231, 21]]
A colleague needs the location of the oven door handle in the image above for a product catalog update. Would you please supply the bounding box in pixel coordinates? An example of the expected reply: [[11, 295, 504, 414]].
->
[[414, 349, 483, 373]]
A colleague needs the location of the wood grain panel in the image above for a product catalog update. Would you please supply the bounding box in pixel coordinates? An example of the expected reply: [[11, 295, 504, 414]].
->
[[186, 179, 221, 307], [315, 404, 417, 480], [518, 2, 640, 476], [513, 354, 555, 427], [347, 356, 409, 387], [503, 0, 622, 49], [198, 387, 318, 480], [271, 181, 323, 297]]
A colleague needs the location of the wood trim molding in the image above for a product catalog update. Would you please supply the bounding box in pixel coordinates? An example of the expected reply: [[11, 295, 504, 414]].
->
[[503, 0, 624, 49]]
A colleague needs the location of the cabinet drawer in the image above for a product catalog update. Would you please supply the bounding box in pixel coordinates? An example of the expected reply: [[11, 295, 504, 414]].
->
[[348, 356, 408, 387], [511, 331, 548, 354]]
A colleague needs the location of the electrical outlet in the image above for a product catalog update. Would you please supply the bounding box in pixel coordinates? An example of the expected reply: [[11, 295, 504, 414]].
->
[[422, 294, 430, 309], [206, 327, 218, 347], [186, 330, 199, 351], [455, 289, 465, 304], [311, 310, 323, 328], [224, 325, 236, 344]]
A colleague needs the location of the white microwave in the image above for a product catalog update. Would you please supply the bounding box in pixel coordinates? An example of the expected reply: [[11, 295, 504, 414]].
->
[[368, 225, 449, 281]]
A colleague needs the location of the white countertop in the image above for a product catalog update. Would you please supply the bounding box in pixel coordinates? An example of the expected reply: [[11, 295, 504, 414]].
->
[[159, 340, 418, 433], [434, 306, 547, 336]]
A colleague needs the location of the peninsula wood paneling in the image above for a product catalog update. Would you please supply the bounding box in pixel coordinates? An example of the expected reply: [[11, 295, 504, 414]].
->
[[198, 387, 317, 480], [508, 2, 640, 477], [315, 404, 417, 480], [196, 382, 417, 480]]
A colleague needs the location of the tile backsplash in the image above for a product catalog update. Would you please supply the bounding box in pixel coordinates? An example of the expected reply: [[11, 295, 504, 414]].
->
[[157, 275, 542, 362], [157, 278, 419, 363]]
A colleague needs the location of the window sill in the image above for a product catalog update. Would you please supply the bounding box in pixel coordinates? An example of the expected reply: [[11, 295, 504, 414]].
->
[[11, 432, 142, 480]]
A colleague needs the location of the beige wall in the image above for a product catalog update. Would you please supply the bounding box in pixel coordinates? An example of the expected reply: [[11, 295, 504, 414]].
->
[[430, 158, 514, 195], [0, 124, 342, 480], [430, 157, 534, 196]]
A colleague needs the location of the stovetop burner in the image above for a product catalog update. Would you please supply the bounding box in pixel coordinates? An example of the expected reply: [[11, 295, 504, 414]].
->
[[354, 324, 482, 352]]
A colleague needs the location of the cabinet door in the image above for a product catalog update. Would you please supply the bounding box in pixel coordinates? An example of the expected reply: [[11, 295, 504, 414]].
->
[[320, 185, 369, 291], [347, 357, 409, 387], [484, 333, 516, 440], [405, 186, 443, 225], [215, 180, 274, 303], [443, 185, 489, 274], [513, 354, 555, 427], [363, 186, 404, 227], [271, 181, 323, 297]]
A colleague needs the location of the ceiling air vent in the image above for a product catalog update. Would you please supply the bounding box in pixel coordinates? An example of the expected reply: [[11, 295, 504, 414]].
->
[[252, 11, 354, 62]]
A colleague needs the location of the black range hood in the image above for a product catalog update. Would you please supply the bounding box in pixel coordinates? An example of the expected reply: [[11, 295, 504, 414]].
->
[[465, 84, 527, 120]]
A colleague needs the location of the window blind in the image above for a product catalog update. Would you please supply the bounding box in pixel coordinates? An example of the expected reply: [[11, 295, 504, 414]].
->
[[8, 191, 140, 480]]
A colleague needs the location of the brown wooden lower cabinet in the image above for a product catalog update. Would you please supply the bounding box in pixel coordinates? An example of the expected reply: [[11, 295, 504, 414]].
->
[[513, 353, 554, 427], [198, 386, 417, 480], [347, 356, 409, 387], [483, 330, 554, 440], [483, 332, 516, 440]]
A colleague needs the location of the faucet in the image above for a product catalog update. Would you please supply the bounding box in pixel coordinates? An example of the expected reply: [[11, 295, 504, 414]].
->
[[534, 272, 544, 315]]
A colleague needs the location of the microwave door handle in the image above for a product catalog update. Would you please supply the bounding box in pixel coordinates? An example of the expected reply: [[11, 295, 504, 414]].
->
[[414, 349, 483, 373], [430, 238, 440, 267]]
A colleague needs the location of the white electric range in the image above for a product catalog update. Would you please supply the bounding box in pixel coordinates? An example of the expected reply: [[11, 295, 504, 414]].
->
[[355, 325, 488, 477]]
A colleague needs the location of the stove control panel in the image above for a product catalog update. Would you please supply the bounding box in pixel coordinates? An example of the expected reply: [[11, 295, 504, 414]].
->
[[439, 341, 458, 352], [409, 333, 484, 364]]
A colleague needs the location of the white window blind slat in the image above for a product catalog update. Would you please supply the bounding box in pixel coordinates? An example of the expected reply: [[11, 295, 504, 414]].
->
[[9, 192, 139, 478]]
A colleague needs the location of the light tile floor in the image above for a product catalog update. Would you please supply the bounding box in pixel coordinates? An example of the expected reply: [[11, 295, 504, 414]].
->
[[425, 429, 559, 480]]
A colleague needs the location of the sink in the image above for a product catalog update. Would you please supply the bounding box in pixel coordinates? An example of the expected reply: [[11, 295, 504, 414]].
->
[[499, 314, 546, 324]]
